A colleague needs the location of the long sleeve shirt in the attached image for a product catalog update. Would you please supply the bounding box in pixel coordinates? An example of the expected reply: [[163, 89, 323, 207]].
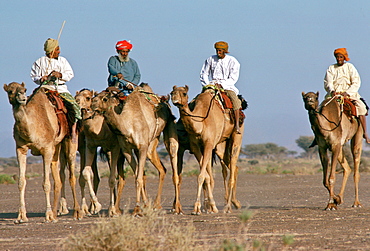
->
[[324, 62, 362, 100], [200, 54, 240, 95], [107, 56, 141, 86], [30, 56, 74, 94]]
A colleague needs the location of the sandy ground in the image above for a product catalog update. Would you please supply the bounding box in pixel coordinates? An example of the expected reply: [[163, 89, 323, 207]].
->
[[1, 168, 370, 250]]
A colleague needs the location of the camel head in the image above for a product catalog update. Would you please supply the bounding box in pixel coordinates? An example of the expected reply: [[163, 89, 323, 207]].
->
[[75, 88, 97, 119], [170, 85, 189, 107], [3, 82, 27, 106], [91, 90, 119, 115], [302, 91, 319, 111]]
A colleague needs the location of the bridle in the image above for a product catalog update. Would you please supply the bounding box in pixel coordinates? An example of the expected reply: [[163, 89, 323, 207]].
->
[[314, 95, 344, 132], [180, 90, 218, 121]]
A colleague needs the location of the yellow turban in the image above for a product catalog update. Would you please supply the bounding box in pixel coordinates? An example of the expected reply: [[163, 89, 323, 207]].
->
[[334, 48, 350, 61], [214, 41, 229, 53], [44, 38, 59, 54]]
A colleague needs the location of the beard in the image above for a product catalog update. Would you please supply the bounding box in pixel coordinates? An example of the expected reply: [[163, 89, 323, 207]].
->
[[118, 54, 130, 62]]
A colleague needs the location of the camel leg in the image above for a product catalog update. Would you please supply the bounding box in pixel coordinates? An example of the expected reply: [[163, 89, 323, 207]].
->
[[133, 146, 149, 216], [83, 147, 101, 214], [46, 146, 61, 223], [163, 122, 183, 214], [78, 135, 90, 216], [326, 144, 341, 210], [193, 145, 218, 215], [114, 151, 126, 215], [65, 138, 83, 220], [351, 132, 363, 207], [147, 138, 166, 210], [108, 148, 121, 217], [58, 149, 69, 216], [336, 149, 351, 204], [15, 147, 28, 224], [172, 145, 185, 214]]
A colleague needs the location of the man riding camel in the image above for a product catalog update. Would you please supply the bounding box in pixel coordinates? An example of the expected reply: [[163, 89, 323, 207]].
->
[[200, 41, 242, 134], [30, 38, 81, 143], [324, 48, 370, 144]]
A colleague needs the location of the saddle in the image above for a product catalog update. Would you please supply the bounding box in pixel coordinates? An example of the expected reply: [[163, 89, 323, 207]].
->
[[342, 97, 357, 118], [44, 89, 70, 136]]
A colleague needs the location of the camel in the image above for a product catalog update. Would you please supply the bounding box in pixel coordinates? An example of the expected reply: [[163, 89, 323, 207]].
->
[[3, 82, 82, 223], [171, 85, 244, 214], [91, 84, 179, 215], [175, 118, 241, 212], [302, 91, 363, 210]]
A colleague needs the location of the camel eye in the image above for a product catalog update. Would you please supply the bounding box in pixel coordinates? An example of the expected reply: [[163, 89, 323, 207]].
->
[[102, 97, 108, 102], [86, 97, 91, 101], [182, 93, 186, 97]]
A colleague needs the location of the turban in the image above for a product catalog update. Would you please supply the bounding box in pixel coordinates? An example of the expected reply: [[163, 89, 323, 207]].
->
[[116, 40, 133, 50], [44, 38, 59, 54], [334, 48, 350, 61], [214, 41, 229, 53]]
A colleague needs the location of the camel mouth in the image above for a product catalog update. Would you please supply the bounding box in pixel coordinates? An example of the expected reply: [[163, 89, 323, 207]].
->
[[17, 97, 27, 104]]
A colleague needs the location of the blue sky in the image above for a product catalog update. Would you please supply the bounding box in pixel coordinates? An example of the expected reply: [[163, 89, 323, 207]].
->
[[1, 0, 370, 157]]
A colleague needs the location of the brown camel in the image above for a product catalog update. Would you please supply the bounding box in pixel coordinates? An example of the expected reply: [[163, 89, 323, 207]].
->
[[75, 88, 125, 217], [175, 118, 241, 212], [91, 84, 179, 215], [171, 85, 244, 214], [3, 82, 82, 222], [302, 91, 363, 210]]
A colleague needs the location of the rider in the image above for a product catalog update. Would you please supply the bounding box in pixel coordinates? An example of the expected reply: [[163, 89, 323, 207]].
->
[[200, 41, 242, 134], [107, 40, 141, 94], [324, 48, 370, 143], [30, 38, 81, 143]]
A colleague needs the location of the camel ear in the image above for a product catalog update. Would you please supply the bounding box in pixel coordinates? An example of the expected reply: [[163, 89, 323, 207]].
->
[[185, 85, 189, 92], [75, 90, 80, 95], [3, 83, 8, 92], [172, 85, 177, 90], [316, 91, 319, 98], [302, 91, 306, 97], [21, 82, 25, 87], [94, 91, 98, 96]]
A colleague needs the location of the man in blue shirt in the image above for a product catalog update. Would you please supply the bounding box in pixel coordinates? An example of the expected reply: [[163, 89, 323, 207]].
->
[[107, 40, 141, 93]]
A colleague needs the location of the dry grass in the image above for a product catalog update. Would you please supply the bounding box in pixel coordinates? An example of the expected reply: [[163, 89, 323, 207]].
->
[[61, 205, 200, 251]]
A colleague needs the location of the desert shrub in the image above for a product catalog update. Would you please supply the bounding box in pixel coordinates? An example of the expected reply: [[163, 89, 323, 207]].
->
[[0, 174, 16, 184], [61, 206, 199, 251]]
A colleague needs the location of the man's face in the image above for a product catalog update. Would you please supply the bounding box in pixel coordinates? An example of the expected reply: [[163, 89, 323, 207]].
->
[[216, 48, 226, 59], [335, 53, 345, 66], [49, 46, 60, 59], [118, 49, 130, 59]]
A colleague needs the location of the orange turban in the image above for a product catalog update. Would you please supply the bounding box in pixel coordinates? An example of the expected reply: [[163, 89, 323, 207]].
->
[[214, 41, 229, 53], [334, 48, 350, 61]]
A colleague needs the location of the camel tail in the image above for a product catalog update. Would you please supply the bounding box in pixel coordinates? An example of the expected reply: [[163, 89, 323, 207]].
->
[[99, 148, 109, 163]]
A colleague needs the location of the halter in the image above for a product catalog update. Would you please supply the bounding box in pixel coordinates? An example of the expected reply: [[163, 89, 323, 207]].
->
[[181, 89, 218, 121]]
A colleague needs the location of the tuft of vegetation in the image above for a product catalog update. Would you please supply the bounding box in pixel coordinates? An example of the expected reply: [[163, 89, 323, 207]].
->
[[0, 174, 16, 184], [61, 205, 199, 251]]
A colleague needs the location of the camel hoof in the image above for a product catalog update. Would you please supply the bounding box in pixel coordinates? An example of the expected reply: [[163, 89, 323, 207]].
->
[[90, 202, 102, 215], [232, 200, 242, 209], [352, 203, 362, 208], [325, 204, 337, 211], [14, 219, 28, 224], [58, 198, 70, 215], [334, 195, 342, 205]]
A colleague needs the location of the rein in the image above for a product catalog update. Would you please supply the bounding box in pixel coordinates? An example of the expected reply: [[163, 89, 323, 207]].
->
[[315, 95, 344, 132], [181, 90, 218, 121]]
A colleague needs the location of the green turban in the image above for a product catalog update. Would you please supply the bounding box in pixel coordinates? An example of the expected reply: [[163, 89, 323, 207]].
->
[[44, 38, 59, 54]]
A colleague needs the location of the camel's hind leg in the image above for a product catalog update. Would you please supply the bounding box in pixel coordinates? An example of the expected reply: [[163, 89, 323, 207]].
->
[[114, 152, 126, 215], [146, 138, 166, 210], [47, 146, 62, 222], [336, 149, 351, 205], [351, 131, 363, 207]]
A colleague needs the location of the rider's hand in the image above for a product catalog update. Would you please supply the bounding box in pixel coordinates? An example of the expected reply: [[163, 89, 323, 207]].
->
[[117, 73, 123, 79], [215, 83, 223, 89], [50, 71, 62, 78], [126, 83, 134, 89], [41, 75, 48, 82]]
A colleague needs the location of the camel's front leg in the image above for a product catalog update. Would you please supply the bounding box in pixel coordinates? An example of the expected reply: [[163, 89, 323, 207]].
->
[[336, 149, 351, 205], [65, 139, 83, 220], [108, 148, 121, 217], [58, 151, 69, 216], [114, 152, 126, 215], [83, 148, 102, 215], [133, 147, 149, 216], [325, 145, 342, 210], [14, 148, 28, 224], [44, 147, 60, 223]]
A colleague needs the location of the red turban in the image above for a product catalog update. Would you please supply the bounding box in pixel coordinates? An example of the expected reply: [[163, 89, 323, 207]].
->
[[334, 48, 350, 61], [116, 40, 133, 50]]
